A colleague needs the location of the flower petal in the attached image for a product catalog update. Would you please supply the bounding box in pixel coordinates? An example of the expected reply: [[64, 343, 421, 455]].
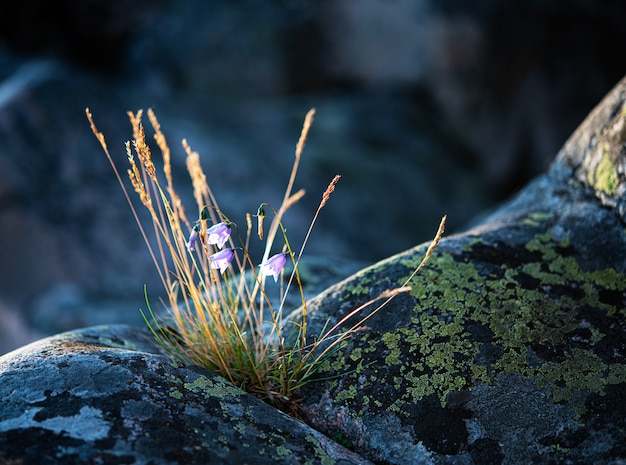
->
[[260, 253, 287, 282], [206, 222, 232, 249], [186, 227, 200, 252], [209, 248, 235, 274]]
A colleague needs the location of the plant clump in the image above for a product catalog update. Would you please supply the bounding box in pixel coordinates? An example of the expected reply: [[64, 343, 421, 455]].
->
[[87, 107, 445, 412]]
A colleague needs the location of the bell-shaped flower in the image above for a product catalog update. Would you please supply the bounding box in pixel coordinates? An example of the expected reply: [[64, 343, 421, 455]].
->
[[260, 253, 287, 282], [209, 248, 235, 274], [186, 225, 200, 252], [206, 222, 232, 249]]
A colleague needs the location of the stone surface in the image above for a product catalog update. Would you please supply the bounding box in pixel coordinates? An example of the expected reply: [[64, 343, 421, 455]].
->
[[0, 324, 371, 465], [285, 77, 626, 464]]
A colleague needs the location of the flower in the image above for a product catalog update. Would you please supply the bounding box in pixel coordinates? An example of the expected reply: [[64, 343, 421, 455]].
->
[[209, 248, 235, 274], [206, 222, 232, 249], [186, 226, 200, 252], [260, 253, 287, 282]]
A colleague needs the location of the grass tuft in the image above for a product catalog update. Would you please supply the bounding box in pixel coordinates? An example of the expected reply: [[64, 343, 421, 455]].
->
[[86, 107, 445, 413]]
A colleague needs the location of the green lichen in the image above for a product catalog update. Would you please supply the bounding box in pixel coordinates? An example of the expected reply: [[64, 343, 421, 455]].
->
[[154, 366, 344, 463], [100, 335, 139, 350], [169, 389, 183, 399], [304, 434, 335, 465], [343, 274, 373, 296], [534, 349, 621, 403], [523, 211, 553, 227], [183, 374, 243, 398], [587, 149, 619, 195], [335, 384, 358, 403], [349, 348, 362, 362], [274, 445, 291, 457], [234, 422, 246, 435], [323, 223, 626, 416]]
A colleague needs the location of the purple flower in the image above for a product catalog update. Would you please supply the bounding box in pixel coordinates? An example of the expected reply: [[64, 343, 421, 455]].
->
[[260, 253, 287, 282], [186, 226, 200, 252], [209, 248, 235, 274], [206, 222, 232, 249]]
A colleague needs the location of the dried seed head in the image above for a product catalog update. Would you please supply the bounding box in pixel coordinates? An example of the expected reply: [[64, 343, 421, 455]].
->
[[133, 125, 157, 180], [321, 175, 341, 207], [296, 108, 316, 159]]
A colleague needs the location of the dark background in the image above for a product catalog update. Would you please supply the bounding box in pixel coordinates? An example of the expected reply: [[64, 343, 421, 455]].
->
[[0, 0, 625, 353]]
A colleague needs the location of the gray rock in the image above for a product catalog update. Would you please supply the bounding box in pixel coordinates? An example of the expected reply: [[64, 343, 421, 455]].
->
[[286, 76, 626, 464], [0, 324, 371, 465]]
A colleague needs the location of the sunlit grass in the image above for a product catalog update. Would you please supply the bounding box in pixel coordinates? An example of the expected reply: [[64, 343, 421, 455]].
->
[[87, 107, 445, 413]]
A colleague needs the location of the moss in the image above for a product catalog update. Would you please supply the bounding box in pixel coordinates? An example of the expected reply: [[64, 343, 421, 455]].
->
[[324, 220, 626, 416]]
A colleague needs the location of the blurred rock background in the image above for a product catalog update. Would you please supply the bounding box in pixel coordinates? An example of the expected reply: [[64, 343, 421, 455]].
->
[[0, 0, 625, 354]]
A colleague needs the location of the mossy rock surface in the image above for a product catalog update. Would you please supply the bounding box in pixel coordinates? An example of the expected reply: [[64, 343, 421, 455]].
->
[[290, 76, 626, 464], [0, 325, 370, 465]]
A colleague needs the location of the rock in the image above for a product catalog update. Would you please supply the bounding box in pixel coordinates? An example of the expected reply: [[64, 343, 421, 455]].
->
[[0, 324, 371, 465], [286, 76, 626, 464], [1, 76, 626, 463]]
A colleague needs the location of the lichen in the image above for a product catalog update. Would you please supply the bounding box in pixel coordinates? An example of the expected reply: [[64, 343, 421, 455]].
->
[[304, 434, 335, 465], [183, 374, 244, 399], [322, 218, 626, 419], [522, 211, 553, 227], [587, 146, 619, 196], [343, 273, 373, 296], [169, 389, 183, 399]]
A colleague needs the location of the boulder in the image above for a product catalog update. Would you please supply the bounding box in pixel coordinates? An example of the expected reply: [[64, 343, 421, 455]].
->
[[0, 324, 371, 465], [290, 76, 626, 464]]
